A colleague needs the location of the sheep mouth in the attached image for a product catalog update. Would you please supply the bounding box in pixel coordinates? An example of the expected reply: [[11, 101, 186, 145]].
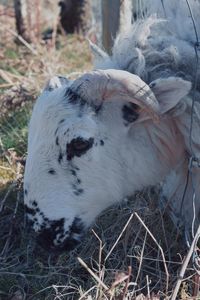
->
[[36, 217, 85, 252]]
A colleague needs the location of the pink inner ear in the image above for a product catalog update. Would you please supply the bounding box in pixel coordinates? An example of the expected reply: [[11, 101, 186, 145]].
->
[[150, 77, 192, 114]]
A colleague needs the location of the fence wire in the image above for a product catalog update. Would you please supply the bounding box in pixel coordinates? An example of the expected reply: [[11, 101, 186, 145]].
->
[[153, 0, 200, 277], [184, 0, 200, 275]]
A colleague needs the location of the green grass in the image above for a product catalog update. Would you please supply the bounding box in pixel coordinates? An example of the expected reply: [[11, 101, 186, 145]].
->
[[0, 104, 32, 156]]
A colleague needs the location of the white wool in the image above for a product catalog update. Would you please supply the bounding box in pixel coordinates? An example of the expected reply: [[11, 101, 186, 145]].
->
[[95, 0, 200, 88]]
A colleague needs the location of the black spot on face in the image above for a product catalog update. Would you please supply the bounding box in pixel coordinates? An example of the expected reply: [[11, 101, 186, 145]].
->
[[70, 217, 83, 234], [66, 88, 81, 103], [48, 168, 56, 175], [24, 189, 28, 196], [40, 211, 45, 217], [122, 103, 139, 124], [73, 188, 84, 196], [67, 137, 94, 161], [65, 88, 86, 112], [58, 152, 63, 164], [55, 127, 59, 136], [32, 200, 38, 207], [59, 119, 65, 124], [56, 136, 59, 146], [24, 205, 36, 216], [100, 140, 104, 146], [70, 169, 77, 176], [37, 217, 84, 252]]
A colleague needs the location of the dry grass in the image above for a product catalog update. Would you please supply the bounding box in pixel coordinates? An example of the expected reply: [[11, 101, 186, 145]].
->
[[0, 185, 198, 299], [0, 4, 199, 300]]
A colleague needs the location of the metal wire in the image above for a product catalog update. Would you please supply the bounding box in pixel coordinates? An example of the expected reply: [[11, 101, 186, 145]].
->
[[184, 0, 200, 274]]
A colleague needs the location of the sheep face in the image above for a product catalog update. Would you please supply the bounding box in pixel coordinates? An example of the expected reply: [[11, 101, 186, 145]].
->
[[24, 71, 191, 252], [24, 76, 136, 251]]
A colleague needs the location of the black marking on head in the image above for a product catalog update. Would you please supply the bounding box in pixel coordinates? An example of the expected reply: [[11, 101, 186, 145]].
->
[[56, 136, 59, 146], [48, 168, 56, 175], [55, 128, 59, 136], [24, 205, 36, 216], [40, 211, 45, 217], [58, 152, 63, 164], [66, 87, 102, 113], [73, 188, 84, 196], [66, 88, 80, 103], [67, 137, 94, 161], [59, 119, 65, 124], [70, 217, 83, 234], [72, 183, 84, 196], [65, 88, 86, 110], [100, 140, 104, 146], [24, 189, 28, 196], [77, 178, 81, 184], [70, 169, 77, 176], [122, 103, 139, 124], [37, 218, 65, 249], [94, 104, 102, 114], [32, 200, 38, 207], [37, 217, 84, 252]]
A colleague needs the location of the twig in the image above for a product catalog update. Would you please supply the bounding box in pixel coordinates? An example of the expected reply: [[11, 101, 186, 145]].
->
[[92, 229, 105, 300], [109, 273, 129, 291], [0, 182, 16, 213], [77, 257, 110, 292], [0, 83, 17, 88], [0, 69, 13, 84], [134, 212, 169, 292], [146, 275, 151, 299], [121, 266, 132, 299], [193, 274, 200, 297], [0, 165, 16, 173], [79, 285, 96, 300], [171, 224, 200, 300], [0, 26, 37, 55], [105, 213, 134, 261], [134, 231, 147, 291]]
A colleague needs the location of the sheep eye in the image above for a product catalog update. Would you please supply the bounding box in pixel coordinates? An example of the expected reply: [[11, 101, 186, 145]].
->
[[67, 137, 94, 160], [72, 138, 91, 151]]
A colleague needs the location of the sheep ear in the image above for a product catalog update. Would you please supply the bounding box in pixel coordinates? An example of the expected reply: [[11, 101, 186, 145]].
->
[[44, 76, 69, 92], [88, 39, 109, 61], [149, 77, 192, 114]]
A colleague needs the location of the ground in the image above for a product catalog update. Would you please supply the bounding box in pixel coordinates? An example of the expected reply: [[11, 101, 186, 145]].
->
[[0, 6, 199, 300]]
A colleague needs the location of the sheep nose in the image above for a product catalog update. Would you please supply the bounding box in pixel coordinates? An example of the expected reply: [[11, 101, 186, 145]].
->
[[36, 229, 81, 252]]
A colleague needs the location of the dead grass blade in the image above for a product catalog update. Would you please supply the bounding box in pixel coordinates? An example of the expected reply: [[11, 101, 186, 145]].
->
[[77, 257, 110, 293], [0, 26, 38, 55], [171, 224, 200, 300], [105, 212, 134, 262], [134, 212, 169, 293]]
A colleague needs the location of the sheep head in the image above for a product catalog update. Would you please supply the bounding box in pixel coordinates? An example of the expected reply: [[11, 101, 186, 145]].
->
[[24, 69, 191, 252]]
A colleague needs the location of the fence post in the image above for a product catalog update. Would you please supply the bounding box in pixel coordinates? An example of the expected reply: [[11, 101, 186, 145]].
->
[[102, 0, 132, 54], [13, 0, 30, 42]]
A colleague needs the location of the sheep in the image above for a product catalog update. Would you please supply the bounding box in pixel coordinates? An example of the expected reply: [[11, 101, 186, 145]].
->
[[24, 0, 200, 251]]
